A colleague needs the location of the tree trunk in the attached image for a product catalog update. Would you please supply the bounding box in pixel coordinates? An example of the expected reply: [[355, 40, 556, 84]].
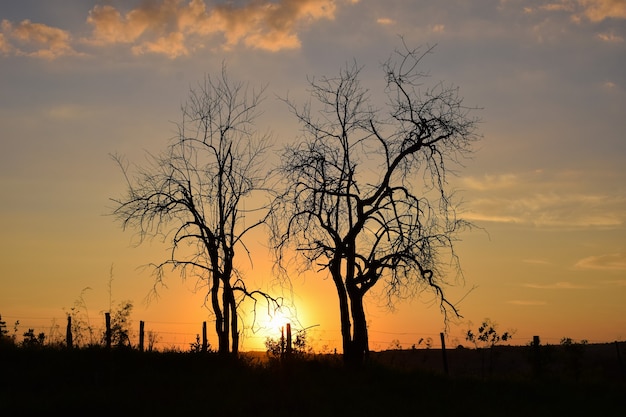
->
[[226, 284, 239, 356], [346, 289, 368, 366], [211, 274, 228, 355], [331, 262, 352, 362], [222, 281, 231, 354], [231, 306, 239, 356]]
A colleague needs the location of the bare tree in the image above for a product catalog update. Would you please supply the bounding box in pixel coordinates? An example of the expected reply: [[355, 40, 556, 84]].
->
[[111, 66, 275, 356], [272, 43, 480, 366]]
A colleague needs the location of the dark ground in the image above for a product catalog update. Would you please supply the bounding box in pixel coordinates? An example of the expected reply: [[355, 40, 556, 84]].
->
[[1, 344, 624, 416]]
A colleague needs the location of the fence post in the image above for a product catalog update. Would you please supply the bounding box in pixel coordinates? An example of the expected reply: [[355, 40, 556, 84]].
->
[[66, 316, 73, 349], [533, 335, 541, 378], [202, 321, 208, 352], [615, 341, 624, 381], [440, 332, 449, 375], [286, 323, 292, 358], [280, 326, 285, 359], [105, 312, 111, 349], [139, 321, 145, 352]]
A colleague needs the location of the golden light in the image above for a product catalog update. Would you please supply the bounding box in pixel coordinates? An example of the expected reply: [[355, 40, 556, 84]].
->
[[264, 308, 293, 333], [248, 306, 301, 351]]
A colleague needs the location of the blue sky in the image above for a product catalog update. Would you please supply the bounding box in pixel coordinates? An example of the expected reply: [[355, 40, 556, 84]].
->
[[1, 0, 625, 350]]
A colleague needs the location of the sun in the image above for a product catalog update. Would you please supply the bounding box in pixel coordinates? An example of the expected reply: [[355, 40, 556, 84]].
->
[[265, 308, 293, 332], [253, 307, 301, 347], [246, 300, 318, 351]]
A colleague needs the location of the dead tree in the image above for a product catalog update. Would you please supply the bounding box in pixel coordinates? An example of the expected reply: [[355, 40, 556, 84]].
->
[[272, 43, 480, 366], [112, 66, 278, 356]]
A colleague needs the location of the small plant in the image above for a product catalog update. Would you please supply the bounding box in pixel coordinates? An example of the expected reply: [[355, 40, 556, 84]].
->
[[265, 328, 312, 361], [466, 319, 513, 349], [418, 337, 433, 349], [22, 328, 45, 348], [265, 335, 286, 359], [105, 300, 134, 348], [559, 337, 587, 380], [292, 330, 312, 356], [388, 339, 402, 350], [65, 287, 97, 347], [146, 330, 161, 352], [189, 334, 211, 353], [0, 314, 16, 348], [560, 337, 588, 346], [0, 314, 7, 338], [466, 318, 515, 377], [189, 334, 202, 353]]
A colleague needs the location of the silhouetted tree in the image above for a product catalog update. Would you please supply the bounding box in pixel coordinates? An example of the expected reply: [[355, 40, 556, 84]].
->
[[111, 66, 275, 356], [107, 300, 133, 348], [272, 42, 480, 366]]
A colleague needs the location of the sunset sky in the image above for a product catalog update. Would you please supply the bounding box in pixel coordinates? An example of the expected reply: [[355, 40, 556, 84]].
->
[[1, 0, 625, 352]]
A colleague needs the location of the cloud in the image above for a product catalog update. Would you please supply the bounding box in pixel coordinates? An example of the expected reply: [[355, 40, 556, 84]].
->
[[574, 253, 626, 271], [523, 259, 552, 265], [461, 173, 520, 191], [131, 31, 189, 58], [577, 0, 626, 22], [507, 300, 548, 306], [540, 3, 575, 13], [514, 1, 626, 44], [526, 0, 626, 22], [431, 24, 446, 33], [44, 105, 95, 121], [602, 279, 626, 287], [460, 170, 626, 228], [0, 0, 352, 59], [0, 32, 11, 55], [597, 30, 624, 42], [523, 281, 591, 289], [84, 0, 341, 57], [376, 18, 394, 25], [85, 4, 153, 45], [0, 19, 78, 59], [466, 193, 624, 227]]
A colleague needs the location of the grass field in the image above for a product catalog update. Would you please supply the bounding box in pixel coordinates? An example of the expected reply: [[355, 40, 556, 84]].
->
[[1, 344, 623, 416]]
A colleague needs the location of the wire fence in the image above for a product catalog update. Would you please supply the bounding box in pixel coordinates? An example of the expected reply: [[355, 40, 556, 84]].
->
[[1, 313, 615, 353]]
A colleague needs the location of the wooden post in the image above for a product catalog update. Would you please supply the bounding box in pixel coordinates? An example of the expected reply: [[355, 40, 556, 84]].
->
[[286, 323, 292, 357], [440, 332, 449, 375], [139, 321, 145, 352], [66, 316, 73, 349], [533, 335, 541, 378], [105, 312, 111, 349], [615, 341, 624, 381], [202, 321, 208, 352], [280, 326, 285, 359]]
